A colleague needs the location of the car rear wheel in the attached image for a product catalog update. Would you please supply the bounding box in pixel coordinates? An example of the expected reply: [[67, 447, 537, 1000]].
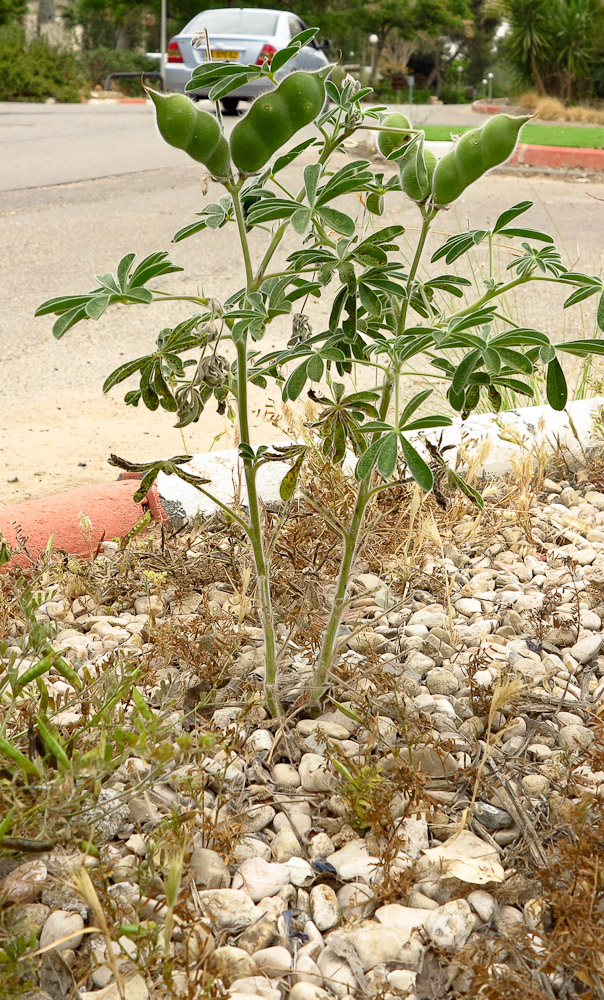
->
[[221, 97, 240, 115]]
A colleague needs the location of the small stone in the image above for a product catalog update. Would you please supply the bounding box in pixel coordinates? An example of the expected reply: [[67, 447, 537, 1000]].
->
[[559, 725, 595, 751], [336, 882, 375, 920], [388, 970, 417, 993], [328, 839, 380, 882], [294, 954, 323, 986], [241, 805, 276, 833], [400, 746, 458, 777], [335, 925, 409, 970], [273, 811, 312, 837], [289, 984, 331, 1000], [308, 832, 335, 860], [521, 774, 550, 796], [569, 634, 603, 664], [316, 948, 358, 996], [455, 598, 482, 617], [376, 903, 432, 940], [230, 978, 280, 1000], [189, 847, 230, 889], [425, 669, 459, 695], [207, 945, 256, 985], [253, 945, 292, 976], [197, 890, 261, 929], [232, 859, 290, 901], [80, 974, 148, 1000], [310, 884, 340, 931], [284, 857, 314, 887], [271, 763, 301, 787], [425, 899, 474, 951], [467, 889, 496, 923], [39, 910, 85, 952], [474, 801, 514, 830], [299, 753, 334, 792], [528, 743, 552, 761], [0, 860, 47, 904], [271, 829, 303, 863]]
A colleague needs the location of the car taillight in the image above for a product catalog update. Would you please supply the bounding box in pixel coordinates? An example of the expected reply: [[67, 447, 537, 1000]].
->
[[256, 43, 277, 66], [167, 41, 183, 63]]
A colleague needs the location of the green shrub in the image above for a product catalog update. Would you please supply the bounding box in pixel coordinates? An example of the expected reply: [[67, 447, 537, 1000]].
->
[[78, 47, 160, 97], [0, 25, 84, 101]]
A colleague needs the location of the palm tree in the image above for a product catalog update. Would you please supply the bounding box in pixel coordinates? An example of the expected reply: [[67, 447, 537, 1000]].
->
[[554, 0, 600, 101], [496, 0, 553, 94]]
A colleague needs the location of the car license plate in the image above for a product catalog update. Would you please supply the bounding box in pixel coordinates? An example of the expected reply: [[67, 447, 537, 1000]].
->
[[211, 50, 239, 61]]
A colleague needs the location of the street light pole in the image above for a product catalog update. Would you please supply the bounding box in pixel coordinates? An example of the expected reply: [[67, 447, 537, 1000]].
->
[[160, 0, 167, 85], [487, 72, 494, 100]]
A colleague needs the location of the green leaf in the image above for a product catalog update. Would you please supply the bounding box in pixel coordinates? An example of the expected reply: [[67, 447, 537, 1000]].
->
[[598, 289, 604, 332], [304, 163, 321, 206], [117, 252, 136, 290], [283, 360, 309, 401], [209, 72, 253, 101], [0, 736, 41, 779], [498, 227, 553, 243], [546, 357, 567, 410], [492, 201, 533, 233], [84, 294, 111, 320], [317, 206, 355, 237], [403, 414, 453, 431], [355, 437, 385, 480], [14, 653, 59, 692], [399, 388, 433, 428], [400, 436, 433, 491], [366, 192, 384, 215], [452, 350, 481, 395], [557, 338, 604, 357], [52, 305, 87, 339], [172, 219, 208, 242], [497, 347, 534, 374], [133, 468, 158, 503], [377, 433, 399, 477], [272, 138, 316, 174], [307, 354, 324, 382], [291, 207, 311, 234], [539, 343, 556, 363], [35, 715, 70, 768]]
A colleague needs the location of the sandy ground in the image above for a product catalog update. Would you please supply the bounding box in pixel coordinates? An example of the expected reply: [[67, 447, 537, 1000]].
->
[[1, 102, 603, 507]]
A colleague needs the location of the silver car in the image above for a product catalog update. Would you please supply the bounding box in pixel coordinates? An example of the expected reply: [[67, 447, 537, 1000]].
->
[[164, 7, 329, 113]]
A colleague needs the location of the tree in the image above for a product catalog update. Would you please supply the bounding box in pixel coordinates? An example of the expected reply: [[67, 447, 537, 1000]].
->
[[0, 0, 27, 26], [554, 0, 602, 101], [497, 0, 552, 94]]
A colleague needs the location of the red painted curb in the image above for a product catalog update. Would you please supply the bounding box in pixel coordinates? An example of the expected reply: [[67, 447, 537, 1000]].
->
[[0, 479, 167, 568], [511, 142, 604, 170], [473, 101, 504, 114]]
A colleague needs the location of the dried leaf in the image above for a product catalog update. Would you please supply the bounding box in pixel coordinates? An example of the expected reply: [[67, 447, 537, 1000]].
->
[[417, 830, 505, 885]]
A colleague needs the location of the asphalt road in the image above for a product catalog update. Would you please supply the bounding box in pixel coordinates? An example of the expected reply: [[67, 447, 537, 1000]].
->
[[1, 101, 603, 506]]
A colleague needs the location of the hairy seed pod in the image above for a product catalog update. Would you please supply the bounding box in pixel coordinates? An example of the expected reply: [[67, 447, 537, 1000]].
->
[[431, 114, 531, 208], [377, 111, 412, 159], [146, 87, 231, 180], [230, 67, 331, 174]]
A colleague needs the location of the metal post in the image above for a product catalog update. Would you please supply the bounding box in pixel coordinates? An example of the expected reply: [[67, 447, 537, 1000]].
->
[[160, 0, 167, 78], [487, 72, 494, 100]]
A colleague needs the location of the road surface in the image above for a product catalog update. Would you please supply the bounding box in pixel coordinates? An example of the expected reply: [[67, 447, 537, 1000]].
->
[[1, 101, 603, 505]]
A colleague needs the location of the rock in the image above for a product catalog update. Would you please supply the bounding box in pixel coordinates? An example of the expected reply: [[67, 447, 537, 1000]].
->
[[336, 882, 375, 920], [80, 974, 148, 1000], [236, 910, 278, 955], [334, 925, 409, 970], [310, 885, 340, 931], [388, 970, 417, 993], [297, 719, 350, 740], [308, 832, 335, 860], [253, 945, 292, 976], [273, 811, 312, 837], [408, 610, 447, 628], [232, 859, 290, 901], [240, 805, 276, 833], [207, 945, 256, 985], [521, 774, 550, 796], [400, 746, 458, 777], [271, 763, 301, 787], [189, 847, 230, 889], [316, 948, 359, 997], [85, 787, 131, 841], [299, 754, 334, 792], [328, 839, 380, 882], [467, 889, 496, 923], [375, 903, 433, 940], [0, 860, 47, 903], [425, 669, 459, 695], [39, 910, 85, 952], [569, 634, 603, 663], [455, 598, 482, 617], [559, 725, 595, 751], [289, 985, 331, 1000], [271, 829, 303, 863], [284, 858, 315, 887], [196, 890, 261, 929], [294, 954, 323, 986], [474, 801, 514, 830], [425, 899, 474, 950], [233, 836, 272, 864], [230, 979, 281, 1000]]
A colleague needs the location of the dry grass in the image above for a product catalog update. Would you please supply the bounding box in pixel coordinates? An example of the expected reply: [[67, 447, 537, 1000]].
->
[[517, 91, 604, 124]]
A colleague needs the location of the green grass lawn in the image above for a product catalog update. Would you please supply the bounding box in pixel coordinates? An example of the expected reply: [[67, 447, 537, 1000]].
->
[[422, 123, 604, 148]]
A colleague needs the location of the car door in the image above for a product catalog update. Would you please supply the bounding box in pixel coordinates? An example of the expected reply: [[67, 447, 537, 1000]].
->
[[286, 15, 328, 72]]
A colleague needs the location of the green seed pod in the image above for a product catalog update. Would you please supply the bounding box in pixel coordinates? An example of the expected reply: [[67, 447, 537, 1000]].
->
[[146, 87, 231, 180], [230, 67, 331, 174], [432, 113, 531, 208], [401, 148, 437, 203], [377, 111, 412, 159]]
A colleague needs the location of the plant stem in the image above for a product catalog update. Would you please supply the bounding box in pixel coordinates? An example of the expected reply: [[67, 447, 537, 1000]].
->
[[230, 185, 279, 714]]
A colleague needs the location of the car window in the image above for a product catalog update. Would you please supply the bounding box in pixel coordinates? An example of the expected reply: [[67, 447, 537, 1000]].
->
[[185, 10, 279, 35], [288, 16, 305, 37]]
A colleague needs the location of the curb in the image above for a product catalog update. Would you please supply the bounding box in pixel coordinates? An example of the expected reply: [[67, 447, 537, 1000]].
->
[[472, 101, 509, 114], [511, 142, 604, 171], [0, 479, 167, 568], [2, 398, 603, 568]]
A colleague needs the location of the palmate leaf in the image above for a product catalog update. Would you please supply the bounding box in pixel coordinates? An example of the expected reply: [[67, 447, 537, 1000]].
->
[[431, 229, 488, 265], [36, 251, 183, 339]]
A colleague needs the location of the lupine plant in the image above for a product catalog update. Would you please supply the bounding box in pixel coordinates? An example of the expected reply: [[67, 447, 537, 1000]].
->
[[36, 31, 604, 715]]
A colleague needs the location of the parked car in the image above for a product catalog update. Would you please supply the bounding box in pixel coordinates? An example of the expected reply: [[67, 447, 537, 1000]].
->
[[163, 7, 330, 113]]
